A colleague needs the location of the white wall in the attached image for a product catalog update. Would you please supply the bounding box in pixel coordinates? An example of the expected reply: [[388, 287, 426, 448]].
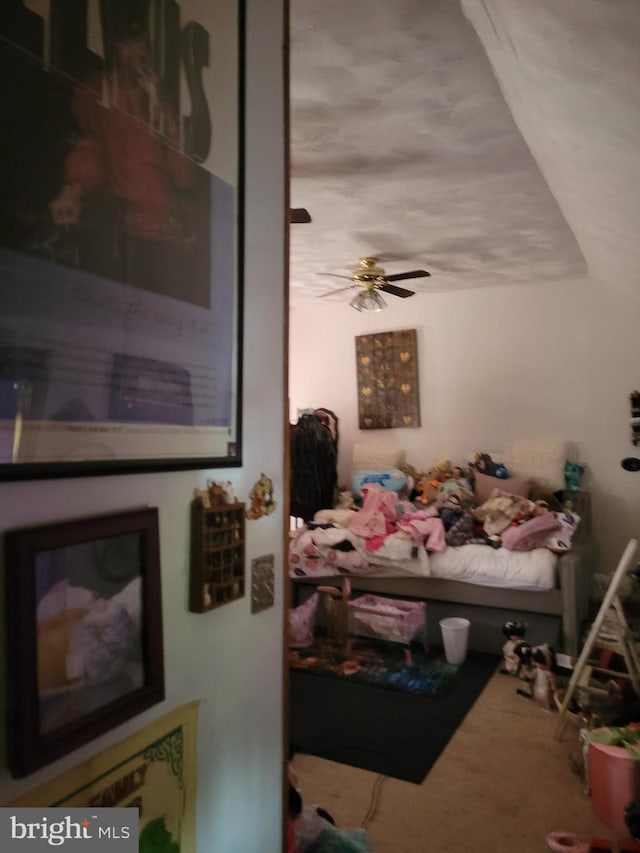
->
[[0, 1, 287, 852], [290, 276, 640, 572]]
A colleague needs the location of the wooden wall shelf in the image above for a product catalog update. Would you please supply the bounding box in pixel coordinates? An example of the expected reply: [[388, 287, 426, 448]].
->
[[190, 498, 246, 612]]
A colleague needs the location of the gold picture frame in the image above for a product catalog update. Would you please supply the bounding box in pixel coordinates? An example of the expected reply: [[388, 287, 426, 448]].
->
[[8, 701, 199, 853]]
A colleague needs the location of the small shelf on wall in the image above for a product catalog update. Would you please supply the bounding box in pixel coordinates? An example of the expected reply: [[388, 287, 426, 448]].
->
[[631, 390, 640, 445], [189, 497, 246, 612]]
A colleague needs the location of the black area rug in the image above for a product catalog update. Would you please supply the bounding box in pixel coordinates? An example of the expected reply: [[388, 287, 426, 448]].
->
[[289, 648, 498, 784]]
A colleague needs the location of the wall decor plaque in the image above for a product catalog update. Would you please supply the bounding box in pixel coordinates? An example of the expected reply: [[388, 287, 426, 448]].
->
[[251, 554, 275, 613], [356, 329, 421, 429]]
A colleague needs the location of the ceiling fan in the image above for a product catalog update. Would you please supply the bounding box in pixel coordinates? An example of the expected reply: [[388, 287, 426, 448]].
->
[[318, 257, 431, 310], [290, 208, 312, 223]]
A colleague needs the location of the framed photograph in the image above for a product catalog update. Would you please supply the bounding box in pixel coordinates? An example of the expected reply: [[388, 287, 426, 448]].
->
[[4, 507, 165, 778], [0, 1, 245, 480], [9, 701, 198, 853]]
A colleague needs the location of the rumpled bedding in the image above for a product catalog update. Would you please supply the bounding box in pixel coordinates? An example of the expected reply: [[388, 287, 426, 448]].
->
[[289, 482, 562, 590], [288, 526, 556, 590], [289, 525, 430, 577]]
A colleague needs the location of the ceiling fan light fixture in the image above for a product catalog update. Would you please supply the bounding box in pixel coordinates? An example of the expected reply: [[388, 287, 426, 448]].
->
[[349, 293, 364, 311], [350, 290, 386, 312], [369, 291, 387, 311]]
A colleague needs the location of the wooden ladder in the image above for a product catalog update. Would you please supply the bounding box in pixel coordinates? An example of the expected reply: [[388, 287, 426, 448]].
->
[[555, 538, 640, 740]]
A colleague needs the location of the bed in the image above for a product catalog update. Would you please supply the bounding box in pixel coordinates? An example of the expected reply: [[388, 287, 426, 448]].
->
[[288, 441, 594, 655]]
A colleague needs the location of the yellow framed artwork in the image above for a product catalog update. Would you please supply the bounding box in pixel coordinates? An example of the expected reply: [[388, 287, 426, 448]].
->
[[8, 701, 199, 853]]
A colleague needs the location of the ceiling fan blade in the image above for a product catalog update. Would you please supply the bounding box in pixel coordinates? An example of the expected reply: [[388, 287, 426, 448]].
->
[[379, 283, 416, 298], [290, 208, 312, 223], [319, 284, 357, 297], [315, 273, 354, 280], [385, 269, 431, 282]]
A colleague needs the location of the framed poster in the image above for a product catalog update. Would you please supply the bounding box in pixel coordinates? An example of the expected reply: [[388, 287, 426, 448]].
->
[[4, 508, 165, 778], [356, 329, 421, 429], [0, 0, 244, 479], [8, 701, 199, 853]]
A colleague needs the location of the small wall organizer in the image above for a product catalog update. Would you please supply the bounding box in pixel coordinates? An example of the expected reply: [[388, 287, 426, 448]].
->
[[630, 391, 640, 445], [190, 491, 246, 612]]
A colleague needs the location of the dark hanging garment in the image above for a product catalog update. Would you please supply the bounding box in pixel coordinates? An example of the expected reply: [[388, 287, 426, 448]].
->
[[313, 407, 339, 447], [290, 412, 338, 522]]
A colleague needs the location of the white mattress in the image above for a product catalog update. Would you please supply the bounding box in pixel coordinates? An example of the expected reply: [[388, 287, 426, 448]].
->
[[428, 544, 557, 591]]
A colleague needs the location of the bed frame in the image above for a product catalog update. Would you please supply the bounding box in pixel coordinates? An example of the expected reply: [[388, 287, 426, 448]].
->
[[290, 491, 593, 656]]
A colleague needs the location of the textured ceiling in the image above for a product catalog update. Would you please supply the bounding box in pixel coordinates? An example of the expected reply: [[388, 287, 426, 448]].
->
[[289, 0, 640, 307]]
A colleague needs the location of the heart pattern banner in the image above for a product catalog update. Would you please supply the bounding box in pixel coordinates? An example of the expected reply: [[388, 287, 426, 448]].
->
[[355, 328, 421, 429]]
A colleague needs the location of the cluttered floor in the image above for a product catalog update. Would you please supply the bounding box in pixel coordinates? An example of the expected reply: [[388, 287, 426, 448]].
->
[[288, 636, 640, 853]]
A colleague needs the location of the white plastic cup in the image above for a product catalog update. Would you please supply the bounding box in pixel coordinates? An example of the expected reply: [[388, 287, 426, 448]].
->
[[439, 617, 470, 664]]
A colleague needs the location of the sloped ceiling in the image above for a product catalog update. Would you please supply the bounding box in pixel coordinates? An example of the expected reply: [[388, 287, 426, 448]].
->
[[289, 0, 640, 307]]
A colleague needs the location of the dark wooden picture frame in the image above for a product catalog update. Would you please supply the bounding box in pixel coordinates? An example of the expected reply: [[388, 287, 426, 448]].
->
[[0, 1, 245, 480], [4, 507, 165, 778]]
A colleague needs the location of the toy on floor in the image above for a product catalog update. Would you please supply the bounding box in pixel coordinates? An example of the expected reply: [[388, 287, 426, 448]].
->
[[500, 621, 529, 676], [290, 787, 338, 853], [545, 831, 589, 852], [288, 750, 335, 853], [516, 643, 557, 711], [289, 747, 372, 853]]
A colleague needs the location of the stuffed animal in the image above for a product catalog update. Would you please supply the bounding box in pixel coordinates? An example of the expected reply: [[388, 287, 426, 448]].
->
[[352, 468, 407, 500], [416, 461, 473, 506], [246, 473, 277, 519], [415, 474, 440, 506], [529, 644, 557, 710], [436, 477, 474, 505], [207, 479, 236, 505], [514, 640, 534, 683], [450, 464, 473, 483], [516, 643, 557, 710], [500, 621, 528, 676], [207, 480, 229, 505], [434, 458, 453, 478], [399, 463, 422, 497], [335, 489, 355, 509], [564, 461, 585, 491], [473, 452, 508, 479]]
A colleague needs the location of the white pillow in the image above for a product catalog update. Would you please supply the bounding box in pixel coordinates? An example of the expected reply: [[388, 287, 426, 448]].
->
[[352, 442, 406, 472], [507, 439, 569, 492]]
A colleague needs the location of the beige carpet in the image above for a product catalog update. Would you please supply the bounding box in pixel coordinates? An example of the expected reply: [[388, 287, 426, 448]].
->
[[291, 668, 619, 852]]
